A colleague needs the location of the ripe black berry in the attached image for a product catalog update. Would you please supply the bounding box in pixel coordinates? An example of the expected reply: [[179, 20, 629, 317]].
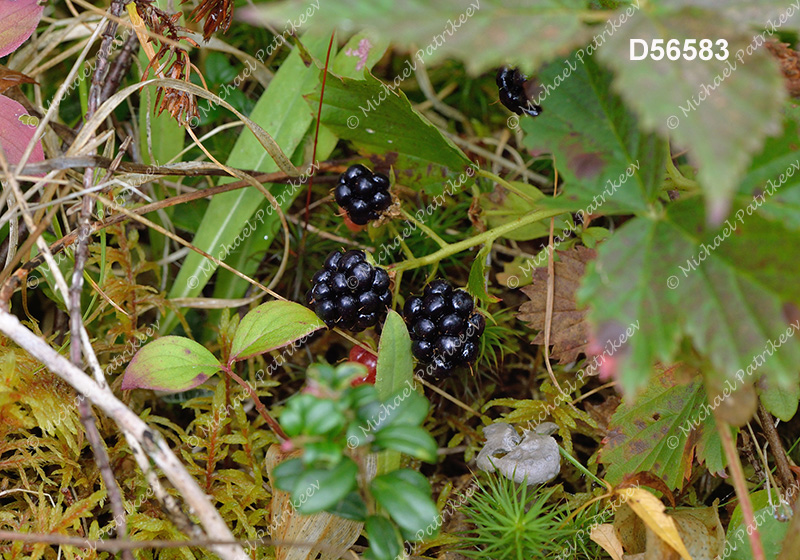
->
[[334, 164, 393, 226], [496, 67, 542, 117], [404, 280, 486, 377], [307, 249, 393, 332]]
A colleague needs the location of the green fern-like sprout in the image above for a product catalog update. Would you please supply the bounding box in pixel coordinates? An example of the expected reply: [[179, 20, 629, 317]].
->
[[458, 474, 576, 560]]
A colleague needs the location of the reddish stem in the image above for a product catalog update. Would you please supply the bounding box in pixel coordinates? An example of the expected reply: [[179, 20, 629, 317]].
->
[[224, 365, 288, 441]]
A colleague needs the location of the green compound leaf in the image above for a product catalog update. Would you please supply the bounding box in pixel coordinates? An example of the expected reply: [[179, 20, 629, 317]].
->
[[578, 197, 800, 414], [522, 56, 667, 215], [309, 71, 473, 194], [121, 337, 222, 392], [230, 300, 324, 361], [370, 469, 439, 541], [597, 12, 786, 223], [600, 365, 726, 490], [250, 0, 592, 75]]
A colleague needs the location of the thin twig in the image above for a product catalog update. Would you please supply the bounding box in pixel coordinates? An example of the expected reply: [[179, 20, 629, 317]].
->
[[757, 402, 797, 503]]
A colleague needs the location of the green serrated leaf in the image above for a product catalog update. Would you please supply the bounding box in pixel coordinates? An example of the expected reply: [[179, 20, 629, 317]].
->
[[578, 197, 800, 403], [375, 310, 414, 400], [309, 71, 472, 194], [522, 56, 667, 215], [598, 12, 786, 222], [600, 366, 726, 490], [121, 337, 221, 392], [253, 0, 592, 75], [230, 301, 324, 361]]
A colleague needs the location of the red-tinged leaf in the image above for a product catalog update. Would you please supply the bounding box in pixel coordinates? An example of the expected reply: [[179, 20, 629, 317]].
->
[[0, 0, 44, 57], [0, 95, 44, 167], [121, 336, 222, 392], [600, 365, 727, 491], [0, 66, 36, 94]]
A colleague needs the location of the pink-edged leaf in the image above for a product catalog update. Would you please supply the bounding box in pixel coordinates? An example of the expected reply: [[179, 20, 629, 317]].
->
[[0, 95, 44, 167], [0, 0, 44, 57], [230, 301, 325, 362], [121, 336, 222, 392]]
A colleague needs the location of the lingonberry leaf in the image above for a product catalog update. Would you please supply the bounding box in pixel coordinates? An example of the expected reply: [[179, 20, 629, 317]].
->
[[248, 0, 592, 75], [374, 425, 437, 463], [578, 196, 800, 419], [307, 71, 473, 194], [230, 301, 324, 362], [292, 457, 359, 515], [375, 310, 414, 400], [600, 365, 726, 490], [0, 0, 44, 57], [121, 336, 222, 392], [597, 12, 786, 223], [370, 470, 439, 541], [521, 57, 667, 215], [364, 515, 402, 560]]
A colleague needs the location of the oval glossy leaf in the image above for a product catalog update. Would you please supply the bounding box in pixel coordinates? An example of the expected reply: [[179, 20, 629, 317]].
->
[[293, 457, 358, 515], [0, 96, 44, 168], [230, 300, 324, 361], [0, 0, 44, 57], [375, 310, 413, 400], [370, 470, 439, 541], [364, 515, 402, 560], [121, 336, 221, 392], [373, 425, 437, 463]]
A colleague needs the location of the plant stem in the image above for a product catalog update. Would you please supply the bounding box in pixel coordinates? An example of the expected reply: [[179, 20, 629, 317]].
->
[[476, 168, 537, 203], [390, 207, 564, 273], [558, 445, 608, 490], [398, 207, 448, 248], [387, 222, 416, 261], [224, 366, 288, 441], [665, 155, 699, 191]]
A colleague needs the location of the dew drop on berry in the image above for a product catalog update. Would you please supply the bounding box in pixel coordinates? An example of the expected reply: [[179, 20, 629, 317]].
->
[[404, 296, 424, 320], [413, 318, 437, 340], [425, 279, 452, 297], [440, 313, 464, 335], [372, 268, 390, 292], [451, 290, 474, 316], [423, 294, 448, 319], [324, 250, 342, 270], [412, 340, 433, 361]]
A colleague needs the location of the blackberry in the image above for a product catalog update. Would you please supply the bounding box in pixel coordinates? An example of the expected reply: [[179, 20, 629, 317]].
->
[[496, 67, 542, 117], [334, 164, 393, 225], [307, 249, 392, 332], [403, 280, 485, 377]]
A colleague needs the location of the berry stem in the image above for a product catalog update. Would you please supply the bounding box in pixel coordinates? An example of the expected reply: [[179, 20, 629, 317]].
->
[[390, 207, 565, 273], [386, 222, 416, 260], [223, 364, 289, 441], [398, 207, 449, 248], [476, 168, 538, 204]]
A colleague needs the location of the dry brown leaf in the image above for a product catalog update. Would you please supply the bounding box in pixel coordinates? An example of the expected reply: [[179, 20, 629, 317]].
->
[[621, 487, 692, 560], [517, 245, 596, 363], [0, 66, 35, 95], [590, 524, 625, 560], [766, 40, 800, 97]]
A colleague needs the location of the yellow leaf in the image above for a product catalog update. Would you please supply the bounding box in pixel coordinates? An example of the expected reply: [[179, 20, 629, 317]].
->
[[621, 487, 693, 560], [590, 523, 625, 560]]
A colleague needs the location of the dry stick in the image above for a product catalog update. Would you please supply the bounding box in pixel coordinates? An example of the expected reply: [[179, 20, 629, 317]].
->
[[101, 28, 140, 104], [543, 160, 564, 394], [71, 3, 133, 555], [757, 402, 797, 503], [716, 415, 766, 560], [0, 310, 248, 560]]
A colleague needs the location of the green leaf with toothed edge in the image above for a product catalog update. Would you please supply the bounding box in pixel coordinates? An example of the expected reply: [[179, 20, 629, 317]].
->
[[578, 196, 800, 418], [597, 11, 786, 223], [121, 336, 222, 392]]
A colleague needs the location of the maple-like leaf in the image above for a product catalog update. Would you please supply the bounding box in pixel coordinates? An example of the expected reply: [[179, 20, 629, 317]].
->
[[517, 246, 595, 364]]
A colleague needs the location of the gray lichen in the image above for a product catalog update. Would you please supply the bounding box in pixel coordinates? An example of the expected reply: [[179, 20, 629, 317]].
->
[[476, 422, 561, 485]]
